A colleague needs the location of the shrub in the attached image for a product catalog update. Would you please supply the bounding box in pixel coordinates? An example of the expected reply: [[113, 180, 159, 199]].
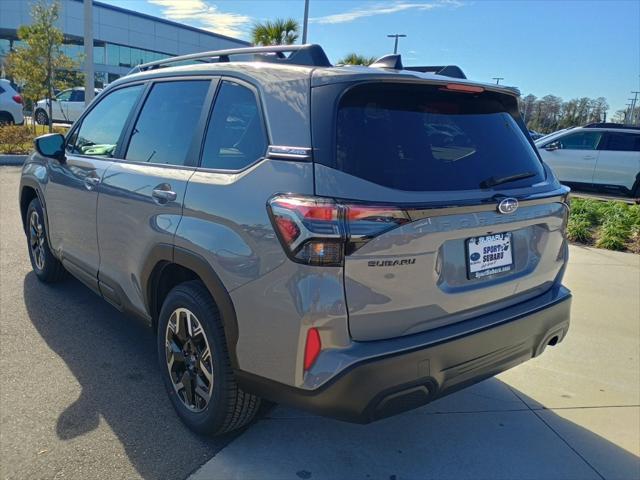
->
[[0, 125, 34, 154], [0, 124, 68, 154], [596, 220, 629, 251], [567, 215, 593, 243]]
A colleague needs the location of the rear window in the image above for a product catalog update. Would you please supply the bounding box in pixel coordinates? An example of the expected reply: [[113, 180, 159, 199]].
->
[[333, 83, 545, 191]]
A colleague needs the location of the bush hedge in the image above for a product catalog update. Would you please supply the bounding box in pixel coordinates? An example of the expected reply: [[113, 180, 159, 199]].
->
[[568, 198, 639, 253], [0, 124, 68, 154]]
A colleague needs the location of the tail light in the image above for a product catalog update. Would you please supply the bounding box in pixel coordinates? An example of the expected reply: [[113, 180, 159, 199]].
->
[[12, 95, 22, 104], [267, 194, 410, 266]]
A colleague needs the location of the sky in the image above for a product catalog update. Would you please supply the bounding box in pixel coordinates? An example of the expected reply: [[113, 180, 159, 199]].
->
[[101, 0, 640, 113]]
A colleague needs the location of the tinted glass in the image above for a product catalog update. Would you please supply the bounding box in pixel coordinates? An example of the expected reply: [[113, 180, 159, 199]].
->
[[0, 86, 4, 94], [201, 82, 267, 170], [68, 84, 143, 157], [94, 45, 105, 64], [106, 44, 119, 66], [70, 90, 84, 102], [602, 132, 640, 152], [126, 80, 209, 166], [334, 83, 544, 191], [557, 131, 602, 150]]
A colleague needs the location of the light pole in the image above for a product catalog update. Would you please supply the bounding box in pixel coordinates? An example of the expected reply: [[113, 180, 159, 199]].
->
[[492, 77, 504, 85], [83, 0, 94, 105], [302, 0, 310, 44], [387, 34, 406, 54]]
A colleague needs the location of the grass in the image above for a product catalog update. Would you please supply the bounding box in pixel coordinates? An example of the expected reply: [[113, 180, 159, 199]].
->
[[567, 197, 640, 253]]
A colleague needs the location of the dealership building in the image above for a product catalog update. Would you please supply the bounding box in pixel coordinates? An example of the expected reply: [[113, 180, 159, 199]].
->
[[0, 0, 249, 87]]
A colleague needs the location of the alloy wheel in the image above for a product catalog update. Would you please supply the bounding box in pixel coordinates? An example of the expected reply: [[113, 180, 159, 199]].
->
[[29, 210, 46, 271], [36, 110, 48, 125], [165, 308, 214, 412]]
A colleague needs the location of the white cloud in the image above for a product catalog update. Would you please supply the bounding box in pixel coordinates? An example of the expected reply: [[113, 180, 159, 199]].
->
[[311, 1, 463, 25], [149, 0, 251, 38]]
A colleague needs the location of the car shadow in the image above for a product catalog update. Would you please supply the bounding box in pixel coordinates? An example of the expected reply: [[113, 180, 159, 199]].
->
[[24, 272, 639, 480], [217, 382, 640, 480], [22, 272, 249, 480]]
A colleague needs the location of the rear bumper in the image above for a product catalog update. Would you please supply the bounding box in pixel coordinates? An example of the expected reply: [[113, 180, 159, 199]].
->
[[237, 285, 571, 423]]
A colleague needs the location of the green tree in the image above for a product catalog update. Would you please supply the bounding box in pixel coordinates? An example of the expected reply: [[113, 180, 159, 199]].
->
[[6, 0, 82, 132], [251, 18, 299, 46], [337, 53, 377, 66]]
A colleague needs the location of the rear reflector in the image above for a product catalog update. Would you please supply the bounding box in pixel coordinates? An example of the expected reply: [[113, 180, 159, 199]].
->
[[304, 327, 321, 371], [267, 194, 410, 266]]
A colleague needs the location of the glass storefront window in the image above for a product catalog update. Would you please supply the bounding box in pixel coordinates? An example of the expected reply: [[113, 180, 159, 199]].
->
[[119, 45, 131, 67], [94, 44, 105, 64], [106, 43, 119, 66], [0, 39, 10, 57]]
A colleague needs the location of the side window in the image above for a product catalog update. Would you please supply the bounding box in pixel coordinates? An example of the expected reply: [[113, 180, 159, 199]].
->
[[56, 90, 72, 102], [70, 90, 85, 102], [557, 131, 602, 150], [67, 84, 143, 157], [200, 81, 267, 170], [602, 132, 640, 152], [0, 86, 5, 94], [125, 80, 210, 166]]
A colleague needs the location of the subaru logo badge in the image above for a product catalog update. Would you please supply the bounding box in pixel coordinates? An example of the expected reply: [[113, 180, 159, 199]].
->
[[498, 198, 518, 214]]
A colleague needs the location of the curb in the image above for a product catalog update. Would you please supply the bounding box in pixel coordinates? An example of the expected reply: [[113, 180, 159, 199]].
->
[[0, 155, 27, 166]]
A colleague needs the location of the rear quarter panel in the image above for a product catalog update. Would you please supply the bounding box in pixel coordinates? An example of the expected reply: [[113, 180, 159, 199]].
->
[[175, 159, 350, 387]]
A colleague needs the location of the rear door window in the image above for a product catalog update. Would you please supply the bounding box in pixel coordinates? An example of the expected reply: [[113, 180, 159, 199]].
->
[[200, 81, 267, 170], [67, 84, 143, 157], [333, 83, 545, 191], [70, 90, 85, 102], [600, 132, 640, 152], [125, 80, 210, 166]]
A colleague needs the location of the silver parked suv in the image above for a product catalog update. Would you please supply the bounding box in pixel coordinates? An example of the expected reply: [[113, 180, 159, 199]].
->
[[19, 45, 572, 436]]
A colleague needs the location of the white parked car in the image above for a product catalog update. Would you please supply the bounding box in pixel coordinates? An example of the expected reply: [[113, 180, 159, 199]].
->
[[536, 124, 640, 197], [34, 87, 100, 125], [0, 79, 24, 125]]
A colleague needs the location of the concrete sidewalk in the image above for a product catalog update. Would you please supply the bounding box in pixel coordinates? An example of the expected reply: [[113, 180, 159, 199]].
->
[[190, 247, 640, 480]]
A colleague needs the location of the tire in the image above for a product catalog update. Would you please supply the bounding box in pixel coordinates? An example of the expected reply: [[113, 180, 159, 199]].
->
[[0, 112, 14, 125], [157, 280, 261, 436], [26, 197, 67, 283], [35, 109, 49, 125]]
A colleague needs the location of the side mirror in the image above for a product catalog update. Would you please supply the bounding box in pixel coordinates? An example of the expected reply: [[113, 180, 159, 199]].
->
[[34, 133, 66, 162], [544, 142, 560, 151]]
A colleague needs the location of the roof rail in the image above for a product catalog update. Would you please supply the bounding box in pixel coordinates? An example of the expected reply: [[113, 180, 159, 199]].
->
[[129, 44, 332, 74], [404, 65, 467, 79], [583, 122, 640, 130]]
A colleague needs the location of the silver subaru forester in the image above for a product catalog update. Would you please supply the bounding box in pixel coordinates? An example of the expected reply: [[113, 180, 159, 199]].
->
[[19, 45, 572, 436]]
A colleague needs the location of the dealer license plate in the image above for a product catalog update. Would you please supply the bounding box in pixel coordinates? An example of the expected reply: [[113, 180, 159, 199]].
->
[[466, 232, 514, 279]]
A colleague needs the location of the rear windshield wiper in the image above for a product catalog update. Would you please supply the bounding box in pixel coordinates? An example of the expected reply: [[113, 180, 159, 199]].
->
[[480, 171, 536, 189]]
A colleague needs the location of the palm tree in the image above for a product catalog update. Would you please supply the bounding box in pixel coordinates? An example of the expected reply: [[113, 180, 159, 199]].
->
[[337, 53, 378, 66], [251, 18, 299, 46]]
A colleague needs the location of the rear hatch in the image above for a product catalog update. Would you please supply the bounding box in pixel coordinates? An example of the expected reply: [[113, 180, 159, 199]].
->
[[311, 80, 569, 341]]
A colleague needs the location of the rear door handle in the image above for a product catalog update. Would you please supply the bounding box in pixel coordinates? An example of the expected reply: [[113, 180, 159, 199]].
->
[[583, 155, 596, 160], [152, 185, 177, 204]]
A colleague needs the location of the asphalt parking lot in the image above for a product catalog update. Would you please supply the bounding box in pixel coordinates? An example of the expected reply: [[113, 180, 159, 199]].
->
[[1, 165, 639, 480]]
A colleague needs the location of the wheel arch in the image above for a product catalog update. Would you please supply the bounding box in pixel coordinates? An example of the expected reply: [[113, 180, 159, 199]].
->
[[19, 181, 47, 235], [143, 244, 240, 368]]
